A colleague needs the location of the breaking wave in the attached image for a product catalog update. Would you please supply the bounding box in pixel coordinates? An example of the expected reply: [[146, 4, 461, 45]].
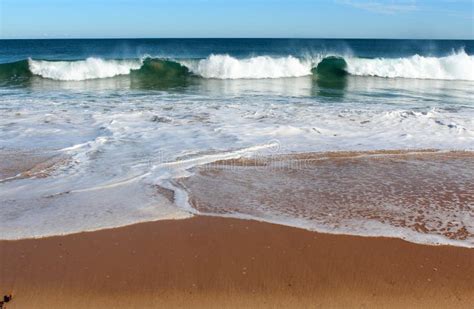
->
[[0, 51, 472, 83], [346, 51, 474, 80], [180, 54, 312, 79], [28, 58, 143, 81]]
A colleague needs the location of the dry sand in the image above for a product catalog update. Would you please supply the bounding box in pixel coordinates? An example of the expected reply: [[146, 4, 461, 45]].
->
[[0, 216, 473, 308]]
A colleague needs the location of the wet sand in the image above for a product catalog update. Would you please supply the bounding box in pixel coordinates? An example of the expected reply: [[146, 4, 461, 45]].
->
[[180, 150, 474, 245], [0, 216, 473, 308], [0, 150, 65, 181]]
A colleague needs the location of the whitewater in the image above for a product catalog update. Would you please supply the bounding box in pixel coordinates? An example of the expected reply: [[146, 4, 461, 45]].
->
[[21, 50, 474, 81]]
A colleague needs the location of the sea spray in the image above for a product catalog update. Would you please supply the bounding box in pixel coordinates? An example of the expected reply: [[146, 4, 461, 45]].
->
[[0, 51, 472, 82]]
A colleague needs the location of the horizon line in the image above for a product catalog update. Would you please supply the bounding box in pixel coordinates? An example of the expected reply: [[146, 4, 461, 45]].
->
[[1, 37, 473, 41]]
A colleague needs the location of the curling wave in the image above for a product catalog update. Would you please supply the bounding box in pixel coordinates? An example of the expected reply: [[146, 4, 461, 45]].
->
[[0, 51, 473, 83]]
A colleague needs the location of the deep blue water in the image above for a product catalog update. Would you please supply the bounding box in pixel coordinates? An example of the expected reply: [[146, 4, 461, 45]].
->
[[0, 38, 473, 63]]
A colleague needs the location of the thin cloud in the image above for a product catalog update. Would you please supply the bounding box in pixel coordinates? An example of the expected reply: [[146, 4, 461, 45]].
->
[[338, 0, 418, 14]]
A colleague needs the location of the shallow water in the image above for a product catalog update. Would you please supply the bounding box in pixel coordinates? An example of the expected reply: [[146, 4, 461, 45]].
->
[[181, 151, 474, 247]]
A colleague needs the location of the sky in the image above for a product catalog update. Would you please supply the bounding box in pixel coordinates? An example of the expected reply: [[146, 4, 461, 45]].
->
[[0, 0, 473, 39]]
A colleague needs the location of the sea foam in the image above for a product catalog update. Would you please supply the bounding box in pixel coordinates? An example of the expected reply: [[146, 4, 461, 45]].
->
[[346, 51, 474, 81], [22, 51, 474, 81], [181, 54, 313, 79], [28, 57, 142, 81]]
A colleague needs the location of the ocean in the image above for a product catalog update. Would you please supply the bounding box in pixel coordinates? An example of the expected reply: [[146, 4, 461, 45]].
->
[[0, 39, 473, 246]]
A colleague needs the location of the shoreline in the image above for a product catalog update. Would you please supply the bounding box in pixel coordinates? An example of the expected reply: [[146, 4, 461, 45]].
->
[[0, 213, 471, 249], [1, 216, 473, 308], [0, 212, 471, 248], [1, 149, 473, 247], [1, 149, 473, 307]]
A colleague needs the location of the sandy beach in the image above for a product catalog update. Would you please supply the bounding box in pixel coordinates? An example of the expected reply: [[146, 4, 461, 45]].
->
[[1, 150, 474, 308], [1, 216, 473, 308]]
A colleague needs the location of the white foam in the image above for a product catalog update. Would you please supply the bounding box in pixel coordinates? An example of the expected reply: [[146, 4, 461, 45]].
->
[[346, 50, 474, 81], [28, 57, 142, 81], [181, 54, 313, 79], [26, 51, 474, 82]]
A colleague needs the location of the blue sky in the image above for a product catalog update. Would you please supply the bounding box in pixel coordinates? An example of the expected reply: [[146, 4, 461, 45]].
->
[[0, 0, 473, 39]]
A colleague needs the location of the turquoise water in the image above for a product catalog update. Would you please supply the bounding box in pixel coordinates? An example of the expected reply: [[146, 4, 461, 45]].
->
[[0, 39, 473, 244]]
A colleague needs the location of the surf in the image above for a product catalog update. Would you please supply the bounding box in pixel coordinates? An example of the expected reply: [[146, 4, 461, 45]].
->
[[345, 50, 474, 81], [180, 54, 313, 79], [28, 57, 143, 81], [0, 51, 473, 83]]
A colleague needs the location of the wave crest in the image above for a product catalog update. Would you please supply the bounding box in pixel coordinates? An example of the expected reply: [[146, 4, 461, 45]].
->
[[0, 52, 473, 82], [181, 55, 313, 79], [346, 51, 474, 81], [28, 58, 143, 81]]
